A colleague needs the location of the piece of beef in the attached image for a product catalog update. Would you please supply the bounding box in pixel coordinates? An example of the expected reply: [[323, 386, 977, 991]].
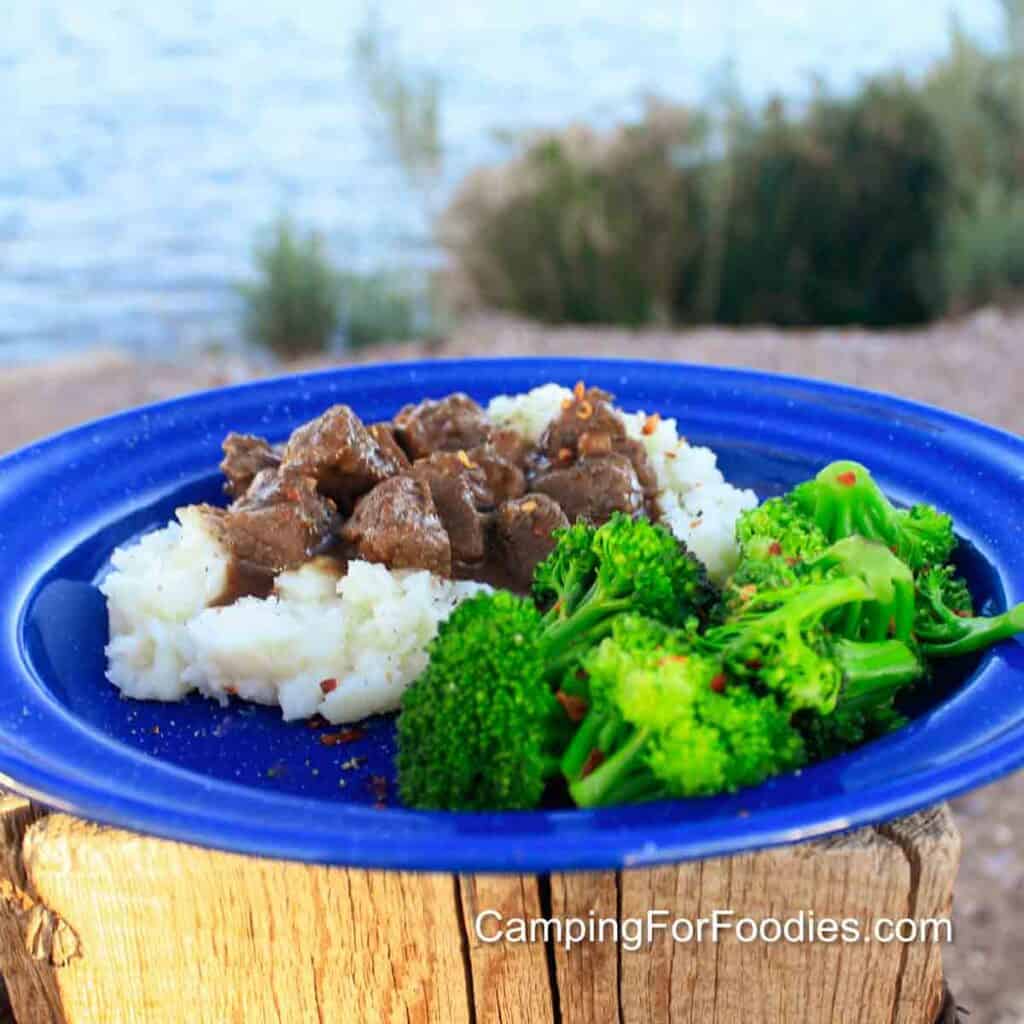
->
[[613, 436, 661, 517], [368, 423, 412, 472], [411, 452, 490, 564], [393, 393, 491, 460], [495, 494, 569, 587], [280, 404, 406, 510], [538, 386, 625, 461], [488, 427, 533, 468], [466, 442, 526, 505], [220, 433, 281, 499], [218, 469, 338, 574], [531, 453, 644, 525], [341, 475, 452, 576]]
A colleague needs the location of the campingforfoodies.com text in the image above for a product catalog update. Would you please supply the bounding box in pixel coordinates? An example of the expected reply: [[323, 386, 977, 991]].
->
[[473, 909, 952, 952]]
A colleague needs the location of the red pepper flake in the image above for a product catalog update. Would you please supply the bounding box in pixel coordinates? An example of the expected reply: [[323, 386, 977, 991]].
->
[[767, 541, 783, 556], [307, 714, 328, 729], [369, 775, 389, 804], [836, 470, 858, 487], [709, 673, 727, 693], [746, 659, 762, 670], [319, 677, 339, 694], [580, 748, 605, 778], [954, 609, 970, 618], [574, 667, 589, 682], [282, 486, 301, 502], [319, 727, 366, 747], [887, 616, 896, 637], [556, 691, 589, 723], [641, 413, 661, 436], [659, 651, 692, 667], [785, 557, 799, 567], [224, 686, 237, 696]]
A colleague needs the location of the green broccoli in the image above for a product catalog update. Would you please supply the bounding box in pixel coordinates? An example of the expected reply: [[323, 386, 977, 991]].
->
[[914, 566, 1024, 658], [398, 515, 710, 810], [562, 612, 921, 807], [791, 460, 955, 570], [561, 616, 805, 805], [535, 513, 712, 674], [736, 495, 830, 564], [396, 592, 568, 810]]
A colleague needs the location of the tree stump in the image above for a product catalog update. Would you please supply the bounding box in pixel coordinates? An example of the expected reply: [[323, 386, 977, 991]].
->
[[0, 796, 959, 1024]]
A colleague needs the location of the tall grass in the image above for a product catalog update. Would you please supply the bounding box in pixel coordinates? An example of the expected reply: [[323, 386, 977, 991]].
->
[[240, 219, 342, 357]]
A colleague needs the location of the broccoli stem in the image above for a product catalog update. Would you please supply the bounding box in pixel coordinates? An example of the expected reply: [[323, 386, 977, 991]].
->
[[569, 728, 651, 808], [833, 639, 922, 710], [920, 603, 1024, 658], [541, 592, 633, 673]]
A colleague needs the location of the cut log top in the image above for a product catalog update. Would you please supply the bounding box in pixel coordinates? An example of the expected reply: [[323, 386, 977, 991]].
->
[[0, 795, 960, 1024]]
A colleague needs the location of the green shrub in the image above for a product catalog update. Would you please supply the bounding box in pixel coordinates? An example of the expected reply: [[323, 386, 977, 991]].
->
[[712, 80, 951, 325], [945, 181, 1024, 309], [340, 270, 435, 349], [440, 105, 709, 325], [240, 219, 342, 357]]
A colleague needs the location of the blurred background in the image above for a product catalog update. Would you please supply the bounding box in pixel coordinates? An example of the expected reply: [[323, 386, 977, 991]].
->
[[3, 3, 1023, 1020]]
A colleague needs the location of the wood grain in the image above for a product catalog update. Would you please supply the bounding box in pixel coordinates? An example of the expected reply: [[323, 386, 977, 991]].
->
[[0, 804, 960, 1024]]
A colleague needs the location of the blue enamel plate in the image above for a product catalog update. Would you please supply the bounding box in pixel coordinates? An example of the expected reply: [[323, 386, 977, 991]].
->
[[0, 358, 1022, 871]]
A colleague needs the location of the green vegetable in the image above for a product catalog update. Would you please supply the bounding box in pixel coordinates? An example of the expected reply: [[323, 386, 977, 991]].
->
[[791, 460, 955, 570], [399, 515, 710, 809], [396, 592, 567, 810], [563, 613, 921, 807], [534, 513, 712, 675], [914, 566, 1024, 658]]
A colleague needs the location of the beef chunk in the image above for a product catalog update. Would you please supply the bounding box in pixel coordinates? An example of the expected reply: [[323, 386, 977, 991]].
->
[[488, 427, 533, 468], [539, 386, 625, 461], [495, 494, 569, 587], [532, 453, 644, 525], [280, 404, 406, 510], [341, 475, 452, 576], [220, 433, 281, 499], [393, 393, 491, 460], [368, 423, 412, 471], [466, 442, 526, 504], [411, 452, 490, 564], [613, 436, 660, 516], [219, 470, 337, 573]]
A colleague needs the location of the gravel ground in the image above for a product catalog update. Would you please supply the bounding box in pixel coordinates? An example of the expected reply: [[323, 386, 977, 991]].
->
[[1, 310, 1021, 1021]]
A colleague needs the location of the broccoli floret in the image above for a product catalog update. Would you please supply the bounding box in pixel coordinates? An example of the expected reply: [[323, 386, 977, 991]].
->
[[736, 496, 830, 564], [914, 567, 1024, 658], [397, 592, 568, 810], [564, 618, 922, 807], [791, 460, 955, 571], [808, 536, 916, 643], [537, 513, 712, 674], [564, 633, 805, 806], [795, 638, 920, 759]]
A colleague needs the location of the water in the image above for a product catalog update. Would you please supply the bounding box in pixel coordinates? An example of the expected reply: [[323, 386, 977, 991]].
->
[[2, 1, 1004, 361]]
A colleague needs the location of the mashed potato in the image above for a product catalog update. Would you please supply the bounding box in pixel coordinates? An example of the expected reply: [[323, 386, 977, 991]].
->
[[102, 512, 488, 723]]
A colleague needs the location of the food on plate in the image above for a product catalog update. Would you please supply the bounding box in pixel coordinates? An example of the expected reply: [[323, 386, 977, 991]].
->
[[102, 383, 754, 726], [395, 461, 1024, 810], [99, 382, 1024, 811]]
